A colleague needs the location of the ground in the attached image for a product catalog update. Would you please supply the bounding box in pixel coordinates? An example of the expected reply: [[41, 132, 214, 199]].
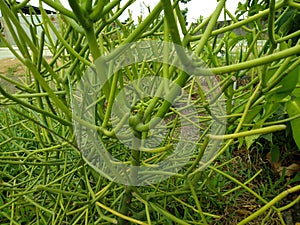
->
[[0, 58, 25, 93], [0, 58, 24, 75]]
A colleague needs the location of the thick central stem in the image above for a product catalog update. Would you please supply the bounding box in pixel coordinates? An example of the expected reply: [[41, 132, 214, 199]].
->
[[118, 130, 142, 224]]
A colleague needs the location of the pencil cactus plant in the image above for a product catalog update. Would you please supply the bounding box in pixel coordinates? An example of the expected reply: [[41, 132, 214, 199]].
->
[[0, 0, 300, 224]]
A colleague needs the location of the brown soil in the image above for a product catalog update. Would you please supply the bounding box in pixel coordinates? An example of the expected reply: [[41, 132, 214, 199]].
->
[[0, 58, 26, 93], [0, 58, 25, 75]]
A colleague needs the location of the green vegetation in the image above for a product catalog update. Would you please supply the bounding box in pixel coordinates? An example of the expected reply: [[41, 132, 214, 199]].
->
[[0, 0, 300, 224]]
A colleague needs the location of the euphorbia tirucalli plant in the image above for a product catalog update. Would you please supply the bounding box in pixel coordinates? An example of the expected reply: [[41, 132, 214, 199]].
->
[[0, 0, 300, 224]]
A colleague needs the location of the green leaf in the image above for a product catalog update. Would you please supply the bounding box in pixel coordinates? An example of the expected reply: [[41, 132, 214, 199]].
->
[[287, 172, 300, 185], [292, 87, 300, 98], [266, 64, 299, 105], [258, 100, 280, 126], [261, 65, 300, 126], [228, 32, 245, 50], [261, 133, 272, 143], [245, 134, 260, 149], [244, 105, 263, 124], [270, 145, 280, 163], [238, 137, 244, 149], [292, 65, 300, 98], [286, 97, 300, 149], [276, 8, 297, 36], [277, 66, 299, 94]]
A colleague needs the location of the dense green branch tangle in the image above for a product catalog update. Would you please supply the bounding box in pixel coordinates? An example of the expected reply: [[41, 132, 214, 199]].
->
[[0, 0, 300, 224]]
